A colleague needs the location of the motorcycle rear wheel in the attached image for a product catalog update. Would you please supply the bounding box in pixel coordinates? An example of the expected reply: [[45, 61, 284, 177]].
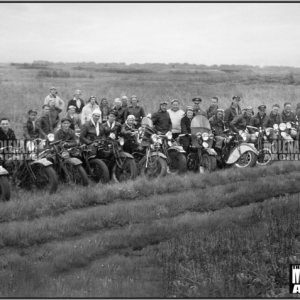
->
[[168, 151, 187, 174], [65, 164, 89, 186], [201, 154, 217, 173], [140, 156, 167, 180], [112, 158, 137, 183], [31, 165, 58, 194], [256, 148, 272, 166], [235, 151, 257, 168], [0, 176, 10, 201], [89, 159, 110, 183]]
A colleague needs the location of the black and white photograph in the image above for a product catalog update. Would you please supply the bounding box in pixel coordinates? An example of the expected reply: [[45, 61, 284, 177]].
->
[[0, 1, 300, 298]]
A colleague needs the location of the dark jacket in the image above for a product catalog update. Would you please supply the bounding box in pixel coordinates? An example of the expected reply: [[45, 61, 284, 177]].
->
[[67, 99, 85, 114], [54, 128, 77, 147], [80, 120, 105, 145], [181, 116, 192, 134], [103, 121, 122, 139], [124, 105, 146, 126], [267, 112, 282, 127], [209, 114, 225, 136], [64, 113, 81, 131], [250, 113, 269, 130], [113, 107, 126, 124], [152, 110, 172, 134], [206, 105, 219, 119], [121, 122, 136, 141], [0, 128, 16, 142], [224, 103, 242, 128], [230, 112, 252, 133], [23, 119, 41, 139], [193, 108, 208, 118], [281, 110, 296, 123], [100, 105, 110, 123], [36, 115, 52, 138], [49, 106, 60, 129]]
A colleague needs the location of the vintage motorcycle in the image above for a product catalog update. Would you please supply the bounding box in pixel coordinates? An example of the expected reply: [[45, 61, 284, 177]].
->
[[1, 140, 58, 194], [39, 134, 89, 186], [179, 115, 217, 173]]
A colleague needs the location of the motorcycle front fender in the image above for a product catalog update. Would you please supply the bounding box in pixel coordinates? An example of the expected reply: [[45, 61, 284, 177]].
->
[[30, 158, 53, 167], [203, 148, 217, 156], [87, 155, 97, 160], [150, 151, 167, 159], [0, 166, 9, 175], [118, 152, 134, 159], [226, 143, 259, 164], [64, 157, 83, 166], [167, 146, 186, 154]]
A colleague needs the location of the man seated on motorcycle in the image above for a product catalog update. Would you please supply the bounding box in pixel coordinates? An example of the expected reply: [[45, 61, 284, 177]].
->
[[249, 105, 269, 132], [267, 104, 282, 127], [152, 101, 172, 136], [103, 110, 122, 140], [180, 106, 194, 153], [23, 109, 41, 139], [54, 117, 77, 149], [209, 109, 226, 150], [121, 115, 138, 153], [281, 102, 296, 123]]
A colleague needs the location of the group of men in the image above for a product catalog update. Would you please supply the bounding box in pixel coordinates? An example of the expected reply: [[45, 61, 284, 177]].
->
[[0, 87, 299, 153]]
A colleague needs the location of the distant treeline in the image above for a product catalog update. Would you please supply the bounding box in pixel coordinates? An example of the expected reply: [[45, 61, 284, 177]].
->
[[73, 66, 154, 74], [36, 70, 95, 79]]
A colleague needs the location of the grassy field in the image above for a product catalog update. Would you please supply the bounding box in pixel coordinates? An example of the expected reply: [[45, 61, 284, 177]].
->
[[1, 62, 300, 296]]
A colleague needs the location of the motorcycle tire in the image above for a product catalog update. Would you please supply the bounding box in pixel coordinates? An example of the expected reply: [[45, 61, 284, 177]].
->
[[235, 151, 257, 168], [256, 148, 272, 166], [112, 158, 137, 183], [31, 165, 58, 194], [168, 151, 187, 174], [0, 176, 10, 201], [74, 165, 90, 186], [89, 159, 110, 183], [201, 154, 217, 173], [140, 156, 167, 180]]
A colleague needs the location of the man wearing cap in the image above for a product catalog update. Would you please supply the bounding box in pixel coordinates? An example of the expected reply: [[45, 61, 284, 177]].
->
[[167, 99, 185, 139], [80, 109, 105, 145], [66, 90, 85, 115], [112, 98, 126, 124], [230, 106, 254, 134], [192, 98, 208, 118], [36, 105, 53, 139], [64, 105, 81, 131], [180, 106, 194, 152], [124, 95, 146, 128], [81, 96, 100, 125], [281, 102, 296, 123], [267, 104, 282, 127], [44, 87, 65, 112], [103, 110, 122, 139], [54, 117, 77, 148], [224, 96, 242, 128], [206, 97, 219, 119], [249, 105, 269, 132], [23, 109, 41, 139], [152, 101, 172, 135], [121, 96, 128, 109]]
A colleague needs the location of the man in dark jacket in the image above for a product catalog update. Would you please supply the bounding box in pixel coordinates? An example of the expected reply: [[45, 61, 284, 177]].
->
[[267, 104, 282, 127], [36, 105, 52, 139], [124, 95, 146, 127], [192, 98, 207, 118], [103, 110, 122, 139], [152, 101, 172, 135], [23, 109, 41, 139], [112, 98, 126, 124], [281, 102, 296, 123], [206, 97, 219, 119], [209, 109, 226, 149], [54, 117, 77, 148], [180, 106, 194, 152], [66, 90, 85, 115], [230, 106, 253, 133], [121, 115, 137, 153], [249, 105, 269, 132], [0, 118, 17, 150], [224, 96, 242, 128]]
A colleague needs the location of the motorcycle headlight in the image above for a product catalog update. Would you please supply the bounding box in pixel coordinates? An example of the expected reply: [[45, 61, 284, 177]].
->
[[157, 138, 162, 144], [279, 123, 286, 131], [48, 133, 55, 142], [255, 132, 259, 137], [241, 132, 248, 142], [202, 132, 209, 141], [26, 141, 35, 153], [166, 132, 172, 140], [202, 142, 209, 148], [168, 141, 173, 147], [109, 133, 116, 140], [273, 124, 279, 130], [151, 134, 158, 143], [119, 137, 125, 146], [287, 122, 292, 129], [196, 132, 202, 139], [266, 128, 271, 136], [61, 151, 70, 159]]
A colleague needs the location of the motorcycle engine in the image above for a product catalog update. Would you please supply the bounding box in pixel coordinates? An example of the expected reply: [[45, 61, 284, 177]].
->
[[187, 153, 198, 171]]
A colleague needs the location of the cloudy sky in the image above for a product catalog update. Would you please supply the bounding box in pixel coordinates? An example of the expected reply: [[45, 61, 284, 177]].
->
[[0, 3, 299, 67]]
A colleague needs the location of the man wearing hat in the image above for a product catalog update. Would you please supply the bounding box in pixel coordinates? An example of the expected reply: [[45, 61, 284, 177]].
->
[[230, 106, 254, 134], [192, 98, 208, 118], [66, 90, 85, 116], [224, 96, 242, 128], [281, 102, 297, 123], [180, 106, 194, 152], [124, 95, 146, 128], [23, 109, 41, 139], [152, 101, 172, 135], [167, 99, 185, 139], [249, 105, 269, 132], [103, 110, 122, 139], [54, 117, 77, 148], [112, 98, 126, 124], [44, 87, 65, 112], [64, 105, 81, 131]]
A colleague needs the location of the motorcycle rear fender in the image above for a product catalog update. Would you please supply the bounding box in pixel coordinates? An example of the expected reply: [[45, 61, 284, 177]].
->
[[64, 157, 83, 166], [118, 152, 134, 159], [167, 146, 186, 154], [226, 143, 259, 164], [0, 166, 9, 175], [150, 151, 167, 159], [203, 148, 217, 156], [30, 158, 53, 167], [87, 155, 97, 160], [138, 152, 167, 169]]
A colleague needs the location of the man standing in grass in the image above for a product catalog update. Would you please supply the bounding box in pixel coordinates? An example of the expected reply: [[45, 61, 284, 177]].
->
[[152, 101, 172, 135], [206, 96, 219, 119], [124, 95, 146, 128], [64, 105, 81, 131], [167, 99, 185, 139], [36, 105, 53, 139], [121, 96, 128, 109], [66, 90, 85, 117], [44, 87, 65, 112], [281, 102, 296, 123], [224, 96, 242, 129], [192, 98, 207, 118], [112, 98, 126, 124]]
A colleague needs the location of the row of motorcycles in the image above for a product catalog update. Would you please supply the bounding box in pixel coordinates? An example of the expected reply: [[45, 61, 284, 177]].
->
[[0, 116, 298, 201]]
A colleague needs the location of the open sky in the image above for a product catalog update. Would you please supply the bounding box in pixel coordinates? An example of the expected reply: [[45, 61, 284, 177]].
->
[[0, 3, 300, 67]]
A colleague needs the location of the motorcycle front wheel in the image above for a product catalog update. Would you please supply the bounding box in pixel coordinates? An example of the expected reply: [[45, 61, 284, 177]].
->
[[201, 154, 217, 173], [112, 158, 137, 183], [31, 165, 58, 194], [140, 156, 167, 180], [168, 151, 187, 174], [65, 164, 89, 186], [89, 159, 110, 183], [256, 148, 272, 166], [0, 176, 10, 201], [235, 151, 257, 168]]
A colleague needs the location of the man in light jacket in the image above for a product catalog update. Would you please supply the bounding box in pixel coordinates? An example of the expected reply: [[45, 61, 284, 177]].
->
[[44, 87, 65, 112], [167, 99, 185, 139]]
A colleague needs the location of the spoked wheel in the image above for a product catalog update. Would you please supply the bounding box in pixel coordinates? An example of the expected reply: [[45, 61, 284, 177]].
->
[[65, 164, 89, 186], [168, 151, 187, 174], [257, 148, 272, 166], [201, 154, 217, 173], [0, 176, 11, 201], [235, 151, 257, 168], [112, 158, 137, 183], [140, 156, 167, 180], [31, 165, 58, 194], [89, 159, 110, 183]]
